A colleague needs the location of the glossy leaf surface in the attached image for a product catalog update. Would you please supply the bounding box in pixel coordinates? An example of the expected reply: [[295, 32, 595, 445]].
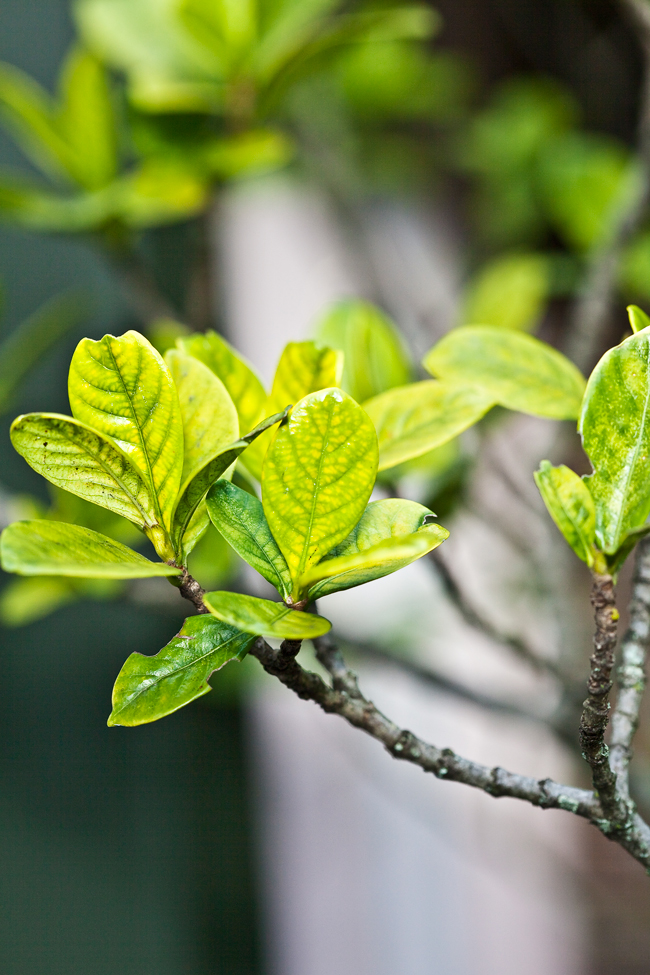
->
[[203, 591, 331, 639], [314, 300, 410, 403], [68, 330, 183, 531], [534, 461, 596, 566], [206, 480, 292, 599], [301, 499, 448, 598], [424, 325, 586, 420], [0, 520, 180, 578], [244, 341, 343, 480], [10, 412, 158, 529], [580, 326, 650, 553], [364, 380, 495, 471], [178, 330, 266, 435], [262, 388, 378, 594], [165, 348, 238, 486], [108, 616, 254, 727], [171, 409, 288, 555]]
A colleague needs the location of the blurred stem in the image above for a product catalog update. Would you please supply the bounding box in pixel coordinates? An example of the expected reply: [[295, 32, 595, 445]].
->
[[611, 536, 650, 798], [565, 0, 650, 373]]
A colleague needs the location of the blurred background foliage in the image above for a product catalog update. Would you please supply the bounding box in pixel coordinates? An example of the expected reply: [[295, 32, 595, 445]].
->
[[1, 0, 650, 972]]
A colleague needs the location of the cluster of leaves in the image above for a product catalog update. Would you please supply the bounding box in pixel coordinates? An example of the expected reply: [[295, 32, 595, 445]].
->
[[0, 296, 591, 726], [454, 75, 650, 332], [0, 0, 444, 238]]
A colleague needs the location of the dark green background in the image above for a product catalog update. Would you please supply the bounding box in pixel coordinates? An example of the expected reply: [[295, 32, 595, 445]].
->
[[0, 3, 261, 973]]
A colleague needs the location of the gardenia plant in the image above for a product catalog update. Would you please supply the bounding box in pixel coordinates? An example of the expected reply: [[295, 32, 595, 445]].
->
[[4, 304, 650, 871]]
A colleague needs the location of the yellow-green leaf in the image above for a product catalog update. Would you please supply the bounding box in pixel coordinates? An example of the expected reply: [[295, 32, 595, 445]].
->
[[165, 347, 239, 486], [108, 616, 254, 727], [461, 252, 549, 332], [579, 326, 650, 553], [203, 591, 331, 639], [301, 498, 449, 598], [0, 520, 181, 578], [314, 300, 411, 403], [424, 325, 586, 420], [171, 409, 288, 557], [206, 479, 292, 600], [10, 412, 159, 531], [177, 329, 266, 435], [262, 387, 378, 596], [364, 380, 495, 471], [0, 61, 70, 181], [628, 304, 650, 334], [244, 340, 343, 480], [68, 330, 184, 533], [533, 461, 596, 566]]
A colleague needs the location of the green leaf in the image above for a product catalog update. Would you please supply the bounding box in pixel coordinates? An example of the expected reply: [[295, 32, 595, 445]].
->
[[0, 520, 181, 578], [0, 60, 70, 181], [10, 412, 161, 533], [203, 591, 331, 639], [108, 616, 254, 727], [177, 329, 266, 436], [244, 340, 343, 480], [262, 387, 377, 596], [424, 325, 586, 420], [579, 326, 650, 553], [533, 461, 596, 566], [300, 498, 449, 598], [206, 479, 292, 599], [0, 576, 76, 627], [170, 409, 288, 557], [116, 159, 209, 227], [68, 330, 184, 538], [180, 0, 257, 67], [363, 380, 495, 471], [628, 304, 650, 334], [314, 300, 411, 403], [0, 290, 88, 415], [57, 47, 118, 190], [461, 252, 549, 332], [0, 172, 114, 231], [165, 348, 239, 485]]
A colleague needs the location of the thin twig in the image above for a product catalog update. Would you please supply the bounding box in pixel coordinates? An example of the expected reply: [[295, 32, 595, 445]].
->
[[611, 536, 650, 798], [254, 633, 650, 870], [428, 549, 570, 683], [579, 574, 629, 824]]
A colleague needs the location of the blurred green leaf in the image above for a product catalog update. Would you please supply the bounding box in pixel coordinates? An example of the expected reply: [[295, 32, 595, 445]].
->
[[108, 615, 254, 726], [534, 461, 596, 567], [0, 575, 76, 627], [364, 380, 494, 471], [628, 304, 650, 334], [579, 326, 650, 554], [461, 253, 549, 332], [301, 498, 448, 598], [0, 290, 88, 415], [186, 522, 237, 589], [203, 590, 331, 638], [314, 299, 410, 403], [262, 387, 377, 597], [57, 47, 118, 190], [424, 325, 586, 420], [537, 132, 637, 252], [206, 479, 292, 599], [0, 61, 72, 181], [0, 520, 181, 578]]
